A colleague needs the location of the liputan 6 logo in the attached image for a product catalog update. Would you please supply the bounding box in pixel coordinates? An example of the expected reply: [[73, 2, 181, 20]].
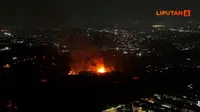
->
[[156, 10, 191, 17]]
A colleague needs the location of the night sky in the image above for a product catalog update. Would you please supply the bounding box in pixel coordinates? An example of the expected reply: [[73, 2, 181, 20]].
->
[[0, 0, 199, 26]]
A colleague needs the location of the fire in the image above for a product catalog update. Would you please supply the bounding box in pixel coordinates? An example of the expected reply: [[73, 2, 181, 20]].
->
[[66, 34, 116, 76], [68, 53, 113, 75], [41, 79, 48, 83], [97, 66, 106, 73], [3, 64, 10, 68], [68, 64, 113, 75], [68, 70, 78, 75]]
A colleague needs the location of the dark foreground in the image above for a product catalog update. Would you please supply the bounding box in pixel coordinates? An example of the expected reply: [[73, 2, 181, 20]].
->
[[0, 71, 199, 112]]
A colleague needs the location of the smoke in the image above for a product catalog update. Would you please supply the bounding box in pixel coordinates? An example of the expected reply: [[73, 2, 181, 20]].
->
[[67, 35, 105, 73]]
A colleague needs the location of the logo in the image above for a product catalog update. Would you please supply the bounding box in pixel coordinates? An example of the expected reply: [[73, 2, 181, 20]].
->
[[156, 10, 191, 17], [184, 10, 191, 17]]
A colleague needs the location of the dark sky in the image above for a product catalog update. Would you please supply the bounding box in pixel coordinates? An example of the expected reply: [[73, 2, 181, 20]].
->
[[0, 0, 199, 26]]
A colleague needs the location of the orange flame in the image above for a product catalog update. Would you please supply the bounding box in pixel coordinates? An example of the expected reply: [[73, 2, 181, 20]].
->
[[68, 64, 113, 75], [68, 70, 78, 75], [97, 66, 106, 73], [3, 64, 10, 68], [41, 79, 48, 83]]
